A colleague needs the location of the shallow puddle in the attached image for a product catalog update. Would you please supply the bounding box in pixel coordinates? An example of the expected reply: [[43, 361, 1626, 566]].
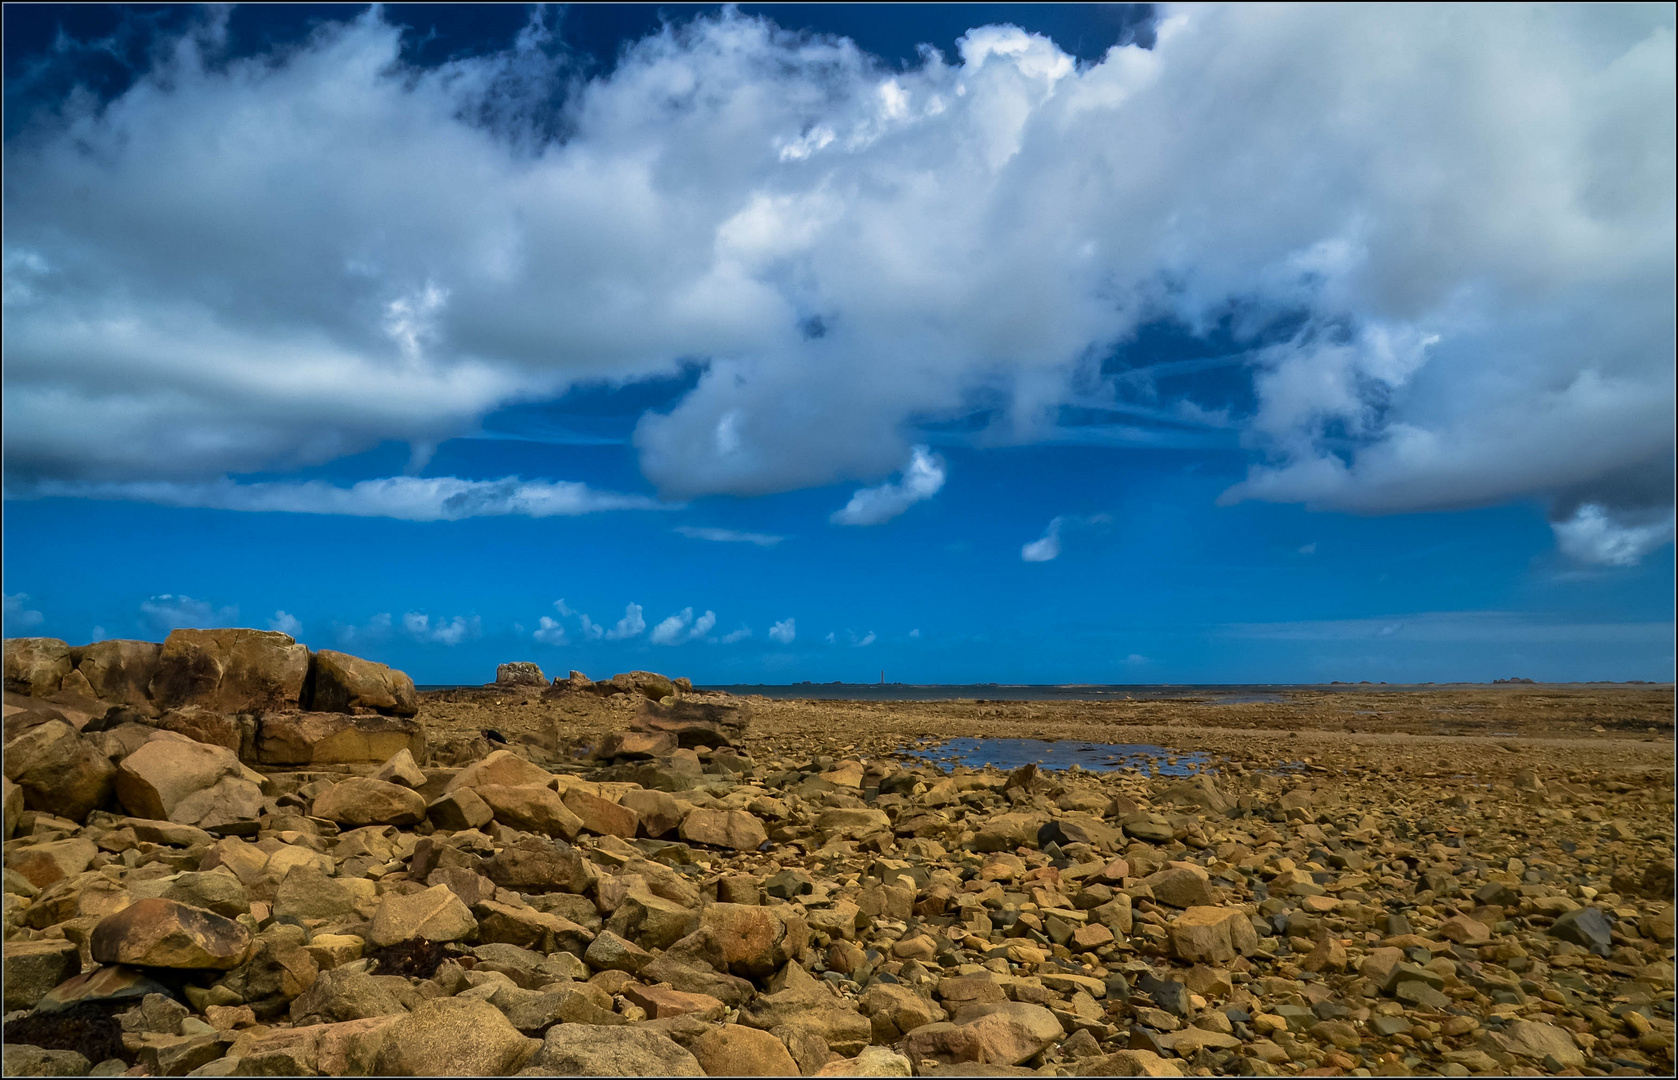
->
[[903, 737, 1210, 776]]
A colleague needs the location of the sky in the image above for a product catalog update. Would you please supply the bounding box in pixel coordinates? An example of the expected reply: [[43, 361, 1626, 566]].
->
[[2, 3, 1674, 686]]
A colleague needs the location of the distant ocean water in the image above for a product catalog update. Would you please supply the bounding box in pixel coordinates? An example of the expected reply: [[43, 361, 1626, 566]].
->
[[698, 683, 1296, 702]]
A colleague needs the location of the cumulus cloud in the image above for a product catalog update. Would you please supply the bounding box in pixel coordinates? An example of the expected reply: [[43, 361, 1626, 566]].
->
[[2, 5, 1671, 560], [1021, 517, 1064, 562], [769, 617, 796, 644], [675, 525, 785, 546], [1551, 504, 1676, 567], [650, 607, 718, 645], [403, 611, 480, 645], [533, 616, 567, 645], [268, 610, 303, 637], [336, 612, 394, 647], [909, 628, 921, 638], [11, 476, 664, 521], [721, 627, 752, 644], [855, 630, 877, 647], [3, 593, 44, 630], [830, 446, 946, 526], [606, 603, 646, 641], [139, 594, 237, 632]]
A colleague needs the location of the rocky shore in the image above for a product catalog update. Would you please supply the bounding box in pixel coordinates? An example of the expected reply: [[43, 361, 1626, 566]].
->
[[4, 636, 1674, 1077]]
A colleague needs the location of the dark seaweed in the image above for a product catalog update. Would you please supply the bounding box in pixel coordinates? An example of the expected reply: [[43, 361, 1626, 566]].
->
[[2, 1002, 129, 1065]]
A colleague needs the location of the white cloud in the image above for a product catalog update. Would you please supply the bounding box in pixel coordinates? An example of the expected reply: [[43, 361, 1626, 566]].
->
[[721, 627, 752, 644], [1021, 516, 1064, 562], [1298, 542, 1318, 555], [90, 625, 106, 641], [268, 610, 303, 637], [336, 611, 393, 646], [533, 615, 567, 645], [139, 594, 237, 632], [2, 5, 1669, 559], [605, 603, 645, 641], [676, 525, 784, 546], [769, 617, 796, 644], [908, 628, 921, 638], [3, 593, 44, 630], [825, 632, 836, 645], [649, 606, 718, 645], [12, 476, 664, 521], [855, 631, 877, 647], [831, 446, 947, 526], [1552, 504, 1676, 567], [403, 611, 480, 645]]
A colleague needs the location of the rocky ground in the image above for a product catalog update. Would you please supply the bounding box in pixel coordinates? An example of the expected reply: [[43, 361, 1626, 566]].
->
[[3, 638, 1674, 1077]]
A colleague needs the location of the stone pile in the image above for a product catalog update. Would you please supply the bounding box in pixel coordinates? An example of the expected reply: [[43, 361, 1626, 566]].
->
[[3, 646, 1675, 1077]]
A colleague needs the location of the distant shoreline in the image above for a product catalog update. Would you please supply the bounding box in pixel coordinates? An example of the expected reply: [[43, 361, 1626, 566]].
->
[[415, 680, 1670, 701]]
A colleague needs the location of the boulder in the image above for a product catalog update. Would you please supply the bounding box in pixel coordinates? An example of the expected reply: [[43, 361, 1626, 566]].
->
[[90, 897, 253, 969], [692, 1024, 800, 1076], [702, 903, 810, 978], [529, 1024, 705, 1076], [156, 705, 245, 752], [974, 812, 1047, 853], [612, 670, 676, 700], [256, 711, 424, 766], [620, 983, 725, 1020], [148, 628, 309, 713], [680, 808, 768, 851], [3, 939, 82, 1011], [620, 788, 685, 837], [496, 662, 548, 687], [631, 697, 751, 748], [114, 731, 246, 821], [427, 788, 494, 830], [372, 748, 426, 788], [956, 1002, 1065, 1066], [596, 730, 678, 760], [1168, 906, 1258, 965], [285, 964, 418, 1026], [76, 639, 164, 714], [814, 1047, 915, 1077], [1500, 1020, 1587, 1069], [313, 777, 428, 827], [446, 748, 553, 792], [563, 788, 640, 838], [306, 649, 419, 716], [3, 637, 73, 696], [171, 774, 265, 831], [9, 837, 99, 888], [366, 884, 478, 948], [482, 836, 597, 895], [3, 775, 21, 838], [373, 997, 539, 1076], [1075, 1050, 1184, 1076], [3, 718, 116, 821], [476, 784, 583, 839], [1, 1046, 92, 1077], [1142, 866, 1218, 909], [1549, 907, 1613, 957]]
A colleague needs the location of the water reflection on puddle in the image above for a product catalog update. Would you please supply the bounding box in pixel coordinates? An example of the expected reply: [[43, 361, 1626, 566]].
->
[[904, 737, 1210, 776]]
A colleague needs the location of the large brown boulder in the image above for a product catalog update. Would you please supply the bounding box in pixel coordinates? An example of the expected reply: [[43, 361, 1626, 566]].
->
[[312, 777, 428, 827], [631, 697, 751, 748], [76, 639, 163, 714], [373, 998, 539, 1076], [306, 650, 418, 717], [3, 637, 73, 696], [610, 670, 676, 700], [3, 717, 117, 821], [149, 629, 309, 713], [115, 730, 251, 822], [90, 897, 253, 969], [496, 661, 547, 687], [256, 711, 424, 766]]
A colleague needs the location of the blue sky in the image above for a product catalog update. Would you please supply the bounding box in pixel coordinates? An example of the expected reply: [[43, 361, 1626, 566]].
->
[[3, 4, 1674, 684]]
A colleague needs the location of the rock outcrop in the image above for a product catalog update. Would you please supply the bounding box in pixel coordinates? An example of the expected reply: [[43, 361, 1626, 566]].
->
[[306, 649, 419, 717]]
